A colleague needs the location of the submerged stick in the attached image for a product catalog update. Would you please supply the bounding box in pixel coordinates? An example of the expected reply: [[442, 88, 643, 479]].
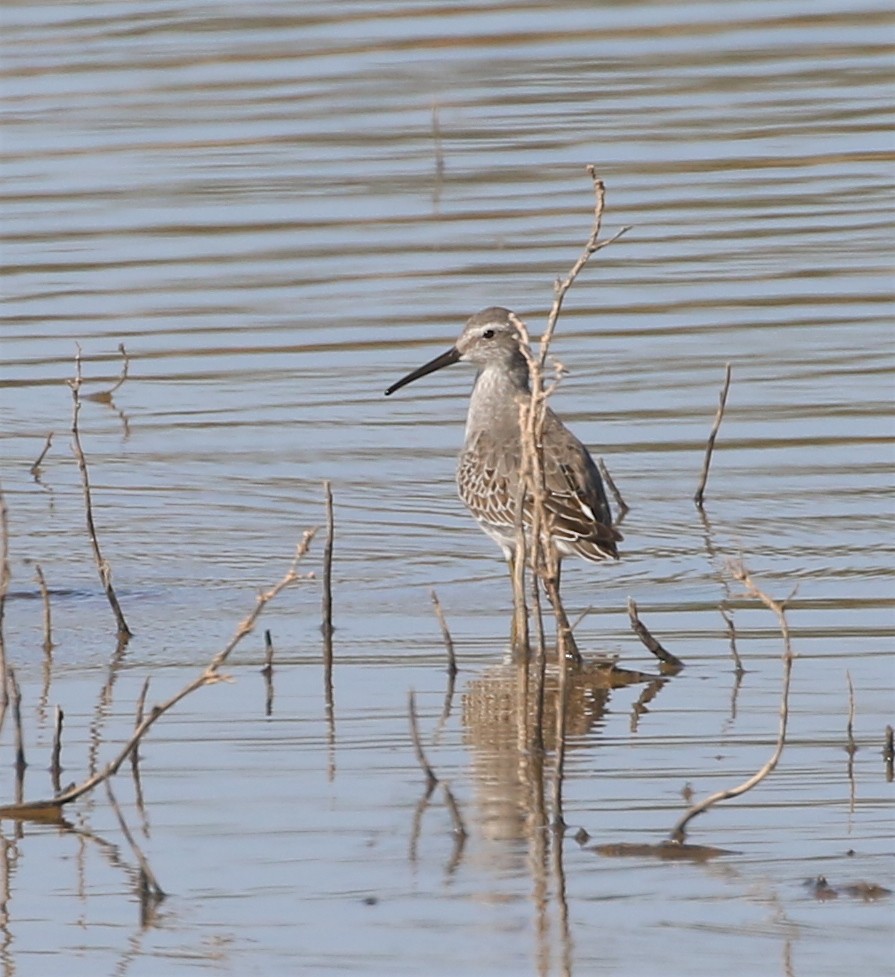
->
[[0, 531, 316, 816], [321, 483, 335, 736], [845, 671, 857, 757], [85, 343, 131, 404], [668, 563, 795, 843], [884, 725, 894, 783], [627, 598, 684, 671], [69, 347, 132, 639], [694, 362, 732, 508], [430, 590, 457, 678], [30, 432, 54, 479], [430, 591, 458, 740], [262, 628, 275, 717], [322, 481, 334, 639]]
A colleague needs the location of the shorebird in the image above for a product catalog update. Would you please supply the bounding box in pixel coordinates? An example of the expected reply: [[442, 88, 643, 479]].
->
[[385, 308, 621, 646]]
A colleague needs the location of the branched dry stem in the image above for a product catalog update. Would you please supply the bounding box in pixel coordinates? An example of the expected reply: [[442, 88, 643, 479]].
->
[[85, 343, 130, 403], [0, 530, 316, 817], [69, 347, 132, 639], [694, 362, 732, 508], [668, 562, 795, 843], [540, 167, 631, 367], [503, 169, 629, 827], [510, 168, 629, 826]]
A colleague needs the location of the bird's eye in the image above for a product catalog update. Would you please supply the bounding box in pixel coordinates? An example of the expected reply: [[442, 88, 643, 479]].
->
[[482, 329, 495, 339]]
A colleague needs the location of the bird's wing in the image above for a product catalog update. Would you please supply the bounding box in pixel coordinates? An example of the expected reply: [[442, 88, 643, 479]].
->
[[540, 409, 621, 559], [458, 415, 621, 561]]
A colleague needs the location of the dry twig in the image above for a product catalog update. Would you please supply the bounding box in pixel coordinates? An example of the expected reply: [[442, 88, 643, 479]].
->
[[845, 671, 857, 757], [322, 481, 334, 639], [627, 598, 684, 671], [694, 362, 732, 508], [719, 605, 744, 676], [0, 531, 316, 817], [597, 456, 629, 520], [261, 628, 275, 717], [429, 590, 457, 678], [511, 169, 629, 823], [69, 347, 132, 639], [668, 562, 795, 843], [30, 432, 54, 480], [884, 725, 894, 783], [540, 167, 630, 363], [85, 343, 130, 403]]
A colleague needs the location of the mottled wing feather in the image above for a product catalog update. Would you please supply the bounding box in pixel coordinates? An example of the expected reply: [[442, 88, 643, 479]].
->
[[457, 411, 621, 563]]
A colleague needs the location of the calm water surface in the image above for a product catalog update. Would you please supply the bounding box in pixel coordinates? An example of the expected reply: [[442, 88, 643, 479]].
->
[[1, 1, 893, 975]]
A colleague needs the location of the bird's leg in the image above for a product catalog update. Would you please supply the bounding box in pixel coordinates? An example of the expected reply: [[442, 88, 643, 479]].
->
[[543, 558, 582, 667], [508, 551, 529, 659]]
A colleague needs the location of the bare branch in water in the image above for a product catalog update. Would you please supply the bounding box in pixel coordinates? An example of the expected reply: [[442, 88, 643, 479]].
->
[[430, 590, 457, 678], [0, 531, 317, 818], [719, 604, 744, 676], [627, 598, 684, 671], [30, 432, 54, 482], [69, 347, 132, 639], [598, 456, 629, 521], [694, 362, 732, 508], [322, 481, 335, 639], [668, 562, 795, 844], [845, 671, 857, 757], [540, 167, 631, 365], [84, 343, 131, 403]]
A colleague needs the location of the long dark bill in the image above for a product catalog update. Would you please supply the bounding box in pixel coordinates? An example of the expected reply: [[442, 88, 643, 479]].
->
[[384, 346, 461, 396]]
